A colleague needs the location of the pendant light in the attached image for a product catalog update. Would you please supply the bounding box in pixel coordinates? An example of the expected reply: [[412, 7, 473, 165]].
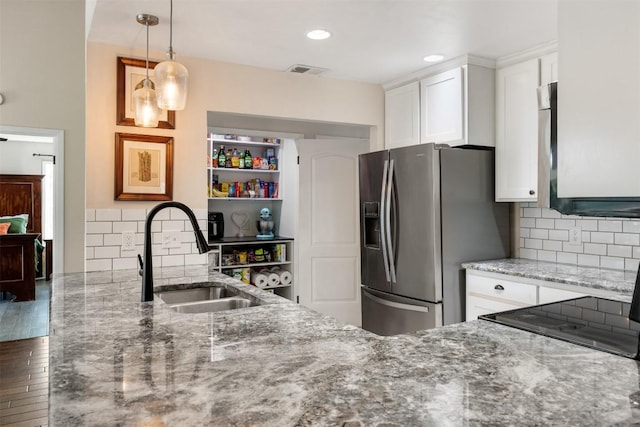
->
[[154, 0, 189, 111], [133, 14, 161, 128]]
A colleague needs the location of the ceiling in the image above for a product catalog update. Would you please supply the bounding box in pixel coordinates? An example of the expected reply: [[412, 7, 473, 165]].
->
[[88, 0, 558, 84]]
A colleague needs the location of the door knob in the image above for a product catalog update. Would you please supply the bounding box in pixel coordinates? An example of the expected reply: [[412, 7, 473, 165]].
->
[[529, 190, 535, 195]]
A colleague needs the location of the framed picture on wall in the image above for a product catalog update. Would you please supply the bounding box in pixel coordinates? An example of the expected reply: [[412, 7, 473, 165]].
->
[[114, 133, 173, 201], [116, 56, 176, 129]]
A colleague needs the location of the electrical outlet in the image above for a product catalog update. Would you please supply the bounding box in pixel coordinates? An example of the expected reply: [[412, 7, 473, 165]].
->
[[162, 231, 181, 249], [122, 232, 136, 251], [569, 226, 582, 245]]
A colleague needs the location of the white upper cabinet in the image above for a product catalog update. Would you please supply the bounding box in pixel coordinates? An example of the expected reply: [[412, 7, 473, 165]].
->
[[384, 82, 420, 149], [558, 1, 640, 197], [420, 68, 464, 144], [495, 58, 541, 202], [420, 65, 495, 147], [383, 56, 495, 150]]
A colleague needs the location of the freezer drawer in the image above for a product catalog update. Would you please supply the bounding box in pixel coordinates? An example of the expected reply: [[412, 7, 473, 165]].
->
[[361, 287, 442, 336]]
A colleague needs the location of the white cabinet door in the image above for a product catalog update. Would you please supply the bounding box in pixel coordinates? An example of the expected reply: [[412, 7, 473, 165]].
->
[[420, 68, 464, 144], [384, 82, 420, 149], [466, 295, 527, 321], [495, 58, 540, 202]]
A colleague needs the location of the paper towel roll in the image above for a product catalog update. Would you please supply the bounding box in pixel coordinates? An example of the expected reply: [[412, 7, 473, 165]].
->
[[278, 270, 292, 285], [270, 266, 292, 285], [267, 273, 280, 286], [250, 271, 268, 288]]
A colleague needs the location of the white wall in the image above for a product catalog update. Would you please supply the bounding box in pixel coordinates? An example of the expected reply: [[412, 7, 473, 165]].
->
[[84, 42, 383, 271], [0, 140, 54, 174], [0, 0, 85, 273]]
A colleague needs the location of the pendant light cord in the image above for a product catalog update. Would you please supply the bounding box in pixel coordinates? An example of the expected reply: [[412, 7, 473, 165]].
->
[[145, 20, 150, 80], [169, 0, 175, 59]]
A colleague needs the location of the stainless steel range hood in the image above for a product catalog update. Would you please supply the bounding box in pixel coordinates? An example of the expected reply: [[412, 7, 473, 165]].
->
[[538, 82, 640, 218]]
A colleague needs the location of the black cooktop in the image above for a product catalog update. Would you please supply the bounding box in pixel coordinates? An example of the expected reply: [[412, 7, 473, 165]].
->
[[480, 296, 640, 360]]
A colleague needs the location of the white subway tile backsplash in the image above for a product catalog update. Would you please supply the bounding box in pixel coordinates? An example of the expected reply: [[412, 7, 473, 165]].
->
[[538, 250, 557, 262], [625, 258, 640, 271], [85, 208, 208, 272], [623, 221, 640, 233], [562, 242, 583, 253], [523, 207, 542, 218], [554, 219, 576, 230], [122, 209, 147, 221], [530, 228, 549, 240], [520, 228, 530, 238], [543, 240, 563, 252], [525, 238, 543, 250], [634, 247, 640, 259], [608, 245, 632, 258], [577, 254, 600, 268], [87, 221, 112, 234], [520, 218, 536, 228], [557, 252, 577, 265], [590, 232, 614, 244], [598, 220, 623, 232], [576, 219, 598, 231], [600, 256, 625, 270], [584, 243, 607, 256], [541, 209, 562, 219], [548, 229, 569, 241], [536, 218, 555, 229], [519, 248, 538, 260], [95, 209, 122, 221], [614, 233, 640, 246]]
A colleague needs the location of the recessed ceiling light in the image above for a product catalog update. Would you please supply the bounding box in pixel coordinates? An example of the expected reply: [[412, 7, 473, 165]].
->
[[423, 54, 445, 63], [306, 29, 331, 40]]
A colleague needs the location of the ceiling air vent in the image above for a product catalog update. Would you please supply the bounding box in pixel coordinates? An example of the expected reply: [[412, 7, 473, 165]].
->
[[285, 64, 328, 75]]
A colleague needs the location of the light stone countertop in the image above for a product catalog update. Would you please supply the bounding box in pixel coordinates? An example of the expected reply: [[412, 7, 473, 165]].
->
[[462, 258, 638, 300], [49, 266, 640, 426]]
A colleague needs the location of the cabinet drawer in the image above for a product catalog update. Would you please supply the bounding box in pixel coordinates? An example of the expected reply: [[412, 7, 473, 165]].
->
[[466, 273, 537, 305], [538, 286, 586, 304], [466, 295, 526, 321]]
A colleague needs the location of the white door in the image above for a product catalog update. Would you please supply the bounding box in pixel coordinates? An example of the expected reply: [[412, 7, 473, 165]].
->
[[297, 138, 368, 326]]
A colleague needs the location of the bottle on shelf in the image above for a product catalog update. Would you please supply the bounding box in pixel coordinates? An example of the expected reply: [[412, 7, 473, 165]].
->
[[231, 148, 240, 168], [218, 145, 226, 168], [212, 148, 218, 168], [239, 150, 245, 169], [244, 149, 253, 170], [225, 148, 233, 168]]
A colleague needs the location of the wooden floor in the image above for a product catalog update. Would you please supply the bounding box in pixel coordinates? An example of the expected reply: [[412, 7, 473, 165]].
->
[[0, 337, 49, 427]]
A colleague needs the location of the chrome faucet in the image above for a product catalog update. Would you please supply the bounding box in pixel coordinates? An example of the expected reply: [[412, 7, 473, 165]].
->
[[139, 201, 211, 302]]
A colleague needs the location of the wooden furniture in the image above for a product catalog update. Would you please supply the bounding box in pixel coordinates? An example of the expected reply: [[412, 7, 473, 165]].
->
[[0, 174, 52, 301]]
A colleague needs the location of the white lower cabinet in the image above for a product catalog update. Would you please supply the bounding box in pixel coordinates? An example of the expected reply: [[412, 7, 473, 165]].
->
[[465, 270, 594, 321], [466, 273, 537, 320]]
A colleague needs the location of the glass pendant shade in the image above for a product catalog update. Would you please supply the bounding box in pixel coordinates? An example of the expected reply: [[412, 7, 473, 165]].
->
[[133, 79, 161, 128], [155, 57, 188, 110]]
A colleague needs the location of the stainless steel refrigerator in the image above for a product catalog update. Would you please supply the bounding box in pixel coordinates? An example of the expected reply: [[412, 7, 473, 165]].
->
[[360, 143, 510, 336]]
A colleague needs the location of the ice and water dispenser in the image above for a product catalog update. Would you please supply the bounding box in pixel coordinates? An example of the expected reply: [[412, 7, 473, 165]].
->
[[363, 202, 381, 249]]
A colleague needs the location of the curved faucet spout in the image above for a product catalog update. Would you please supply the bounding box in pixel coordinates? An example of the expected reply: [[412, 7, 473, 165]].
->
[[141, 202, 211, 302]]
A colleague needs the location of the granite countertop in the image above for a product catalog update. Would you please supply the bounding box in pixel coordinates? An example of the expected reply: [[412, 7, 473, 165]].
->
[[50, 267, 640, 426], [463, 258, 638, 299]]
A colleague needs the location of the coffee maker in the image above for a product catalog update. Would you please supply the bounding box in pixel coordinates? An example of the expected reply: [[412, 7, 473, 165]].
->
[[208, 212, 224, 240]]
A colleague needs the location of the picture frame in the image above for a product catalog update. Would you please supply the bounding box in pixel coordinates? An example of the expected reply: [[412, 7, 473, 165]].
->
[[116, 56, 176, 129], [115, 133, 173, 201]]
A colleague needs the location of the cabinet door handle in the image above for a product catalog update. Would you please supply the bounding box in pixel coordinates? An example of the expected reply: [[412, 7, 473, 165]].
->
[[529, 190, 535, 195], [494, 284, 505, 291]]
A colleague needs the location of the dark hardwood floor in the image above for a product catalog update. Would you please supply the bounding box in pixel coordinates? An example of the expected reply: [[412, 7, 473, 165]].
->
[[0, 336, 49, 427]]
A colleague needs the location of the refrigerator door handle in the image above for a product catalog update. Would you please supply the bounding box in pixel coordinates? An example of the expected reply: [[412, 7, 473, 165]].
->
[[380, 159, 391, 282], [363, 288, 430, 313], [386, 159, 397, 283]]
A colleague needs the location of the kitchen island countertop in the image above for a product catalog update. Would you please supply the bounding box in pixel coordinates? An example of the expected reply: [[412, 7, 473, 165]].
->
[[50, 267, 640, 426]]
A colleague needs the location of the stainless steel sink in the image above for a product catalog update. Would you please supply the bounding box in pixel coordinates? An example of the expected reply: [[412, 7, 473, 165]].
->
[[170, 297, 254, 313], [155, 286, 258, 313], [156, 286, 240, 305]]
